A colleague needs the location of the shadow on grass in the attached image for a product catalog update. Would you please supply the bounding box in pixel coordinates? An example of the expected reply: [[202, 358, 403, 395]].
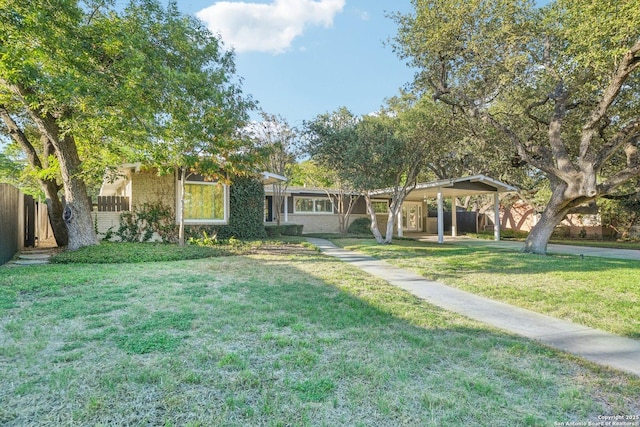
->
[[1, 251, 639, 425]]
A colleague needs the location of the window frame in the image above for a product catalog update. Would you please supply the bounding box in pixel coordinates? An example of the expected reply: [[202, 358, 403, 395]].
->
[[180, 181, 229, 225], [371, 199, 390, 215], [293, 196, 335, 215]]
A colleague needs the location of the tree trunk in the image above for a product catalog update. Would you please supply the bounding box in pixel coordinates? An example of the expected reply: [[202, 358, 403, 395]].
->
[[0, 105, 68, 246], [340, 195, 357, 235], [336, 195, 346, 234], [56, 134, 98, 250], [364, 194, 384, 243], [272, 183, 286, 226], [522, 183, 573, 255], [384, 209, 396, 244], [25, 111, 97, 250], [383, 191, 409, 244], [43, 181, 69, 247]]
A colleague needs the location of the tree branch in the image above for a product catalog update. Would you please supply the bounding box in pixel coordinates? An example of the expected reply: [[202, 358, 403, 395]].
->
[[525, 95, 550, 126], [0, 105, 44, 170], [547, 81, 575, 175], [580, 39, 640, 161], [598, 163, 640, 195], [594, 118, 640, 171]]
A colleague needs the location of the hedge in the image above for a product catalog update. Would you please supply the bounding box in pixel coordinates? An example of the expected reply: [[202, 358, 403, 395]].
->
[[265, 224, 304, 237]]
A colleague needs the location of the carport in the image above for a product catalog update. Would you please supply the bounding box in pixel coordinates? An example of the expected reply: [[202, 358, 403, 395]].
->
[[370, 175, 517, 243]]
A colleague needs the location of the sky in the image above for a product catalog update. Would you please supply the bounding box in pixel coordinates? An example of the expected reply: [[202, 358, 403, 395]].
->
[[167, 0, 416, 127]]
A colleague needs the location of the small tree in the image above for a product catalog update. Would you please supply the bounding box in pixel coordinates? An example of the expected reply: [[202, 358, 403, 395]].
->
[[290, 160, 359, 235], [248, 113, 299, 225], [121, 3, 257, 246], [306, 108, 429, 243]]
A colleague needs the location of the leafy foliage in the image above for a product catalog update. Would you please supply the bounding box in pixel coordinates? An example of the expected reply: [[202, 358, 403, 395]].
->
[[391, 0, 640, 254], [346, 217, 372, 235], [264, 224, 304, 237], [116, 202, 177, 243], [1, 0, 256, 250], [305, 107, 431, 243], [247, 112, 300, 226], [50, 242, 232, 264]]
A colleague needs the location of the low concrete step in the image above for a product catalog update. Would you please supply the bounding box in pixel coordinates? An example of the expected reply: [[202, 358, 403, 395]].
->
[[12, 259, 50, 265], [18, 253, 52, 260]]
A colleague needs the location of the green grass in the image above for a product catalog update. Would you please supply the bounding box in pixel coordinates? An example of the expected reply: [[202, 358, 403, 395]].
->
[[1, 243, 639, 425], [333, 238, 640, 339]]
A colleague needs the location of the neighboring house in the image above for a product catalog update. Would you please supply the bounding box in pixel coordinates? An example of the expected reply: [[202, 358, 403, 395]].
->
[[95, 163, 285, 237], [500, 199, 614, 239]]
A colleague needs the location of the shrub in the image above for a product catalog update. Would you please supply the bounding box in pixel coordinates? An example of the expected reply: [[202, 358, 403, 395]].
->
[[551, 226, 570, 239], [347, 217, 372, 235], [500, 229, 529, 239], [265, 224, 303, 237], [117, 202, 177, 243]]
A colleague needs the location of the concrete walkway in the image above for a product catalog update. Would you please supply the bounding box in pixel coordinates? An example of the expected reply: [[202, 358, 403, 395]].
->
[[3, 248, 57, 267], [307, 238, 640, 377], [406, 234, 640, 261]]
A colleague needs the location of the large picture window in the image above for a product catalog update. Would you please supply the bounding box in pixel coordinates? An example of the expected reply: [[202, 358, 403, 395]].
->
[[294, 196, 333, 214], [183, 182, 227, 223]]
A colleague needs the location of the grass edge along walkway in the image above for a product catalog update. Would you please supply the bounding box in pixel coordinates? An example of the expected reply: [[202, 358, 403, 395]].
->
[[307, 238, 640, 377]]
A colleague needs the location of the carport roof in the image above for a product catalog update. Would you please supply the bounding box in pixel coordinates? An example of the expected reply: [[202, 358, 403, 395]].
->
[[370, 175, 517, 200]]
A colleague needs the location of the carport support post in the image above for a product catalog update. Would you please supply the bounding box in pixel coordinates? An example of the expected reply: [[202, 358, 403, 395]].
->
[[451, 197, 457, 237], [437, 189, 444, 244], [284, 195, 288, 223], [493, 192, 500, 241]]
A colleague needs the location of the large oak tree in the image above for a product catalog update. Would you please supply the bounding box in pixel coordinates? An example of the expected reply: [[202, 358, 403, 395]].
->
[[392, 0, 640, 254], [1, 0, 253, 249]]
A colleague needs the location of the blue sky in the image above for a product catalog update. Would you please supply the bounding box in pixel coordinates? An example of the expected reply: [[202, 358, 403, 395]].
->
[[169, 0, 416, 127]]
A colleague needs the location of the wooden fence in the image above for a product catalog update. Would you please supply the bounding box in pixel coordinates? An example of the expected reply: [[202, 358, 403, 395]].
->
[[0, 183, 23, 264], [428, 210, 479, 234], [97, 196, 130, 212]]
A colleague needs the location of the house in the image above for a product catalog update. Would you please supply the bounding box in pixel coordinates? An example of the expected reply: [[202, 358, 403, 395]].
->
[[96, 165, 518, 242]]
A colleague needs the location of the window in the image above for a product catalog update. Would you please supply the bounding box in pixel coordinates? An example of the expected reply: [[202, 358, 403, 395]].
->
[[183, 182, 227, 223], [294, 196, 333, 214], [371, 200, 389, 214]]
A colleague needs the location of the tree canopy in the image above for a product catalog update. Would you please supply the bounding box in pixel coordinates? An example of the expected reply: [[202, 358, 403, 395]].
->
[[392, 0, 640, 253], [0, 0, 254, 249], [305, 107, 431, 243]]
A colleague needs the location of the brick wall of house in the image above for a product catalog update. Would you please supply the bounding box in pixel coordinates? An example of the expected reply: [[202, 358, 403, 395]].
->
[[93, 212, 121, 236], [130, 169, 176, 212]]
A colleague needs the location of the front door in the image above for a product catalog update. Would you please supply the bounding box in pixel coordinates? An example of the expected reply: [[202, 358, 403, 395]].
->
[[402, 202, 422, 232]]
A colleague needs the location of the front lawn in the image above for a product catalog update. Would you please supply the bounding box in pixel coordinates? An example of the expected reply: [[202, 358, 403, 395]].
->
[[1, 243, 639, 425], [334, 238, 640, 339]]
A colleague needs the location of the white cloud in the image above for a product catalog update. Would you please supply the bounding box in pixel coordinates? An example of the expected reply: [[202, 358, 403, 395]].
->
[[196, 0, 346, 54]]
